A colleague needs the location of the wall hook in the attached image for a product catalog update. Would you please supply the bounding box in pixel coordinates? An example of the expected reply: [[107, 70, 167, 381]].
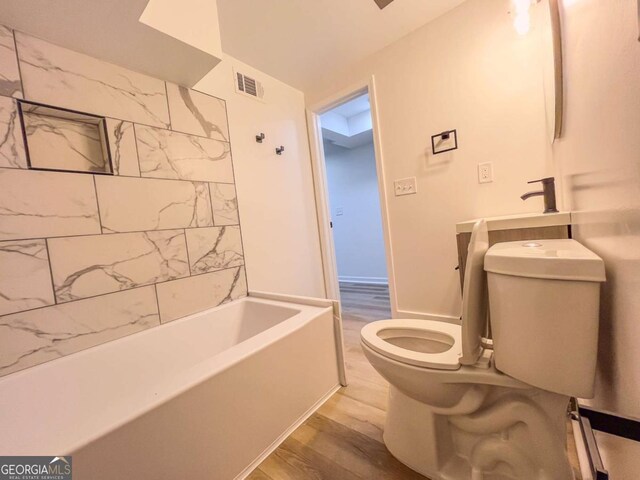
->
[[275, 146, 285, 155], [255, 133, 265, 143]]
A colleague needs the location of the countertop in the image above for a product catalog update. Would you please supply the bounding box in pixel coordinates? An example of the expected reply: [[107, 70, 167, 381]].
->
[[456, 212, 571, 233]]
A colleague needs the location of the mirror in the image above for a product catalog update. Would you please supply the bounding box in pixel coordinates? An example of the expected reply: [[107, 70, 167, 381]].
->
[[537, 0, 564, 142]]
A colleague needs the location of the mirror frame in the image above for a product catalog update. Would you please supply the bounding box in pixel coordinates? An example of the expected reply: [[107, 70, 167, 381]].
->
[[549, 0, 564, 140]]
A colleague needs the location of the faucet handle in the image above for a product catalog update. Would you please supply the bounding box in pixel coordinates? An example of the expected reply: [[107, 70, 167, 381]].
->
[[527, 177, 555, 185]]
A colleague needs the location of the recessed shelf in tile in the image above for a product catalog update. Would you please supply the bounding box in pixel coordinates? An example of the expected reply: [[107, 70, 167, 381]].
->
[[18, 101, 113, 174]]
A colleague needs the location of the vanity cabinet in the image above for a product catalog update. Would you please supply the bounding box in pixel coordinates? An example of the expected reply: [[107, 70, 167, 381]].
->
[[456, 213, 572, 291]]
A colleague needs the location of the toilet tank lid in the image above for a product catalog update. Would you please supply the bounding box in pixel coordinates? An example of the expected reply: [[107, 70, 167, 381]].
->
[[484, 239, 605, 282]]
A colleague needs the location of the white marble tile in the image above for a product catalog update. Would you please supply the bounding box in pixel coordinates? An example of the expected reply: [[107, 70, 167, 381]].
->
[[0, 26, 22, 98], [105, 119, 139, 176], [49, 230, 189, 302], [185, 226, 244, 275], [0, 169, 101, 241], [166, 83, 229, 141], [210, 183, 239, 225], [95, 176, 213, 233], [156, 266, 247, 323], [0, 239, 55, 316], [15, 31, 169, 128], [0, 96, 26, 168], [0, 286, 159, 377], [22, 107, 109, 173], [136, 124, 234, 183]]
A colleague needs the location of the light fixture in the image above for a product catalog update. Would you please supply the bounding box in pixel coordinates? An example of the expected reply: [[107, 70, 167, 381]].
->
[[512, 0, 536, 35]]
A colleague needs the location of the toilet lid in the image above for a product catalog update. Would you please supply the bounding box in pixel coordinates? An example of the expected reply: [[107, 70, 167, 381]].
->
[[361, 319, 462, 370], [460, 219, 489, 366]]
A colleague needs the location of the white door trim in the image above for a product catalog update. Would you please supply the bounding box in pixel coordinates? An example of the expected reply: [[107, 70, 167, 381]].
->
[[306, 75, 399, 317]]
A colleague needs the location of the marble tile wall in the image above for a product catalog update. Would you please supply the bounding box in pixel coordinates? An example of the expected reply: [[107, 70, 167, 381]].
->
[[0, 96, 27, 168], [156, 266, 247, 323], [95, 176, 214, 232], [0, 26, 247, 378], [0, 26, 22, 98], [135, 124, 233, 182]]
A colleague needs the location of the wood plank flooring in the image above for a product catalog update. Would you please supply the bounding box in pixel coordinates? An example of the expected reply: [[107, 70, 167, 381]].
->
[[247, 283, 582, 480], [337, 282, 392, 321]]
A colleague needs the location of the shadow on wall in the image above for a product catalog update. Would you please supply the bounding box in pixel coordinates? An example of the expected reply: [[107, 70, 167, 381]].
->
[[565, 166, 640, 411], [422, 146, 455, 174]]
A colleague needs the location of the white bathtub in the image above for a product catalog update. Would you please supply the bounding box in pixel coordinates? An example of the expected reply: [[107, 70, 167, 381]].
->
[[0, 293, 345, 480]]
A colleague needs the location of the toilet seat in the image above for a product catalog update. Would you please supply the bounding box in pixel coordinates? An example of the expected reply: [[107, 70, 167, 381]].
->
[[360, 219, 490, 372], [361, 319, 462, 370]]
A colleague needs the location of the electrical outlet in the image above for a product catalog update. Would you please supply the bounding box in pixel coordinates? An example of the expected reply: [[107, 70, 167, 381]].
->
[[394, 177, 417, 196], [478, 162, 493, 184]]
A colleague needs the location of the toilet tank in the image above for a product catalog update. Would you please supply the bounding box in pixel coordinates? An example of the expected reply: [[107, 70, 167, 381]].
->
[[485, 239, 605, 398]]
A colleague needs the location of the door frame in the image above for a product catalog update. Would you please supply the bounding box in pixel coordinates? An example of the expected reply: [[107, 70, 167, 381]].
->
[[306, 75, 398, 317]]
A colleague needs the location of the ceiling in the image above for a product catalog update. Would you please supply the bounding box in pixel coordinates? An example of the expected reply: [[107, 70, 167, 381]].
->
[[330, 94, 371, 118], [0, 0, 221, 87], [216, 0, 467, 92], [321, 93, 373, 149]]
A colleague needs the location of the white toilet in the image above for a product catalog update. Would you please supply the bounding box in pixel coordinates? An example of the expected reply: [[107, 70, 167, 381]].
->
[[360, 220, 605, 480]]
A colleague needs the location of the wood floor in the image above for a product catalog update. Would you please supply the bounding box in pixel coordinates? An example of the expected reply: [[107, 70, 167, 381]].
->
[[337, 282, 392, 321], [247, 283, 582, 480]]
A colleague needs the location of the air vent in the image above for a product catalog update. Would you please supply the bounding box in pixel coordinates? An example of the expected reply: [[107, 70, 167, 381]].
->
[[234, 70, 265, 102]]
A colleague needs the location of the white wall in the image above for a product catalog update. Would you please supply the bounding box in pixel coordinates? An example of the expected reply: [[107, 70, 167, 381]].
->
[[324, 141, 389, 284], [553, 0, 640, 418], [307, 0, 552, 320], [195, 56, 326, 298], [309, 0, 640, 417]]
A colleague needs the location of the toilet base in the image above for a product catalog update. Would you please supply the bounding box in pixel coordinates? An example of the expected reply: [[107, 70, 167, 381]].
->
[[383, 385, 575, 480]]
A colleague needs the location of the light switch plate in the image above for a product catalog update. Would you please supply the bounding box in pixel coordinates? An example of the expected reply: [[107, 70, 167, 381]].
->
[[478, 162, 493, 184], [394, 177, 417, 196], [336, 207, 343, 216]]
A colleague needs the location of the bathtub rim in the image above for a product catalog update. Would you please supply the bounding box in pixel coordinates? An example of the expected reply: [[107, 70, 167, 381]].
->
[[0, 292, 342, 456]]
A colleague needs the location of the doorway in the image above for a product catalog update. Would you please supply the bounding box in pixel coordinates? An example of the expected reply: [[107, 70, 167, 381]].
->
[[307, 79, 396, 322]]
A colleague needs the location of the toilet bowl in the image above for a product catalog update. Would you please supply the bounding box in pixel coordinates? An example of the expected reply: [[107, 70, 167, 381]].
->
[[360, 219, 606, 480]]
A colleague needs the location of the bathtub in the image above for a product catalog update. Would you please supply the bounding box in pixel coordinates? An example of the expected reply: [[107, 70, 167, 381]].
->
[[0, 293, 345, 480]]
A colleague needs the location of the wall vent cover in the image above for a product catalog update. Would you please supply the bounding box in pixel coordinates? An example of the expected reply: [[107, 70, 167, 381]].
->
[[234, 70, 265, 102]]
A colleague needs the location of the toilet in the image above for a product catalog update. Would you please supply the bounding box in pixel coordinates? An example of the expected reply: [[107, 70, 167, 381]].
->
[[360, 219, 605, 480]]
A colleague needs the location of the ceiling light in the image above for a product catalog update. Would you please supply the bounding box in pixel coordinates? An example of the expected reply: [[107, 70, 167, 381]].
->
[[512, 0, 535, 35]]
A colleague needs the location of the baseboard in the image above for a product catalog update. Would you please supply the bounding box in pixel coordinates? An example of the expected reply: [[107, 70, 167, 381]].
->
[[338, 275, 388, 285], [395, 308, 460, 325], [234, 383, 341, 480], [579, 405, 640, 442], [572, 418, 597, 480]]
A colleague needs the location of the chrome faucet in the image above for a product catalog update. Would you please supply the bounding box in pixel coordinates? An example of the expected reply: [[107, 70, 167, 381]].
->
[[521, 177, 559, 214]]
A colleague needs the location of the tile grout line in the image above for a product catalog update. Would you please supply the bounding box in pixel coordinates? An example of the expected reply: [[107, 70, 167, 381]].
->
[[10, 28, 25, 99], [0, 164, 236, 185], [207, 182, 216, 227], [0, 89, 230, 142], [0, 222, 241, 244], [183, 228, 193, 276], [130, 121, 143, 177], [0, 264, 246, 320], [43, 238, 58, 305], [92, 175, 104, 234], [153, 283, 163, 324], [164, 81, 173, 131]]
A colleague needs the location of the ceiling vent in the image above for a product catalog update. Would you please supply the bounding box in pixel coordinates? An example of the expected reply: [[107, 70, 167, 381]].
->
[[234, 70, 265, 102]]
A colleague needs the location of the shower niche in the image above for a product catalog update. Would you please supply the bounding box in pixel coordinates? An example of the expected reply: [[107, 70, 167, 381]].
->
[[18, 101, 113, 175]]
